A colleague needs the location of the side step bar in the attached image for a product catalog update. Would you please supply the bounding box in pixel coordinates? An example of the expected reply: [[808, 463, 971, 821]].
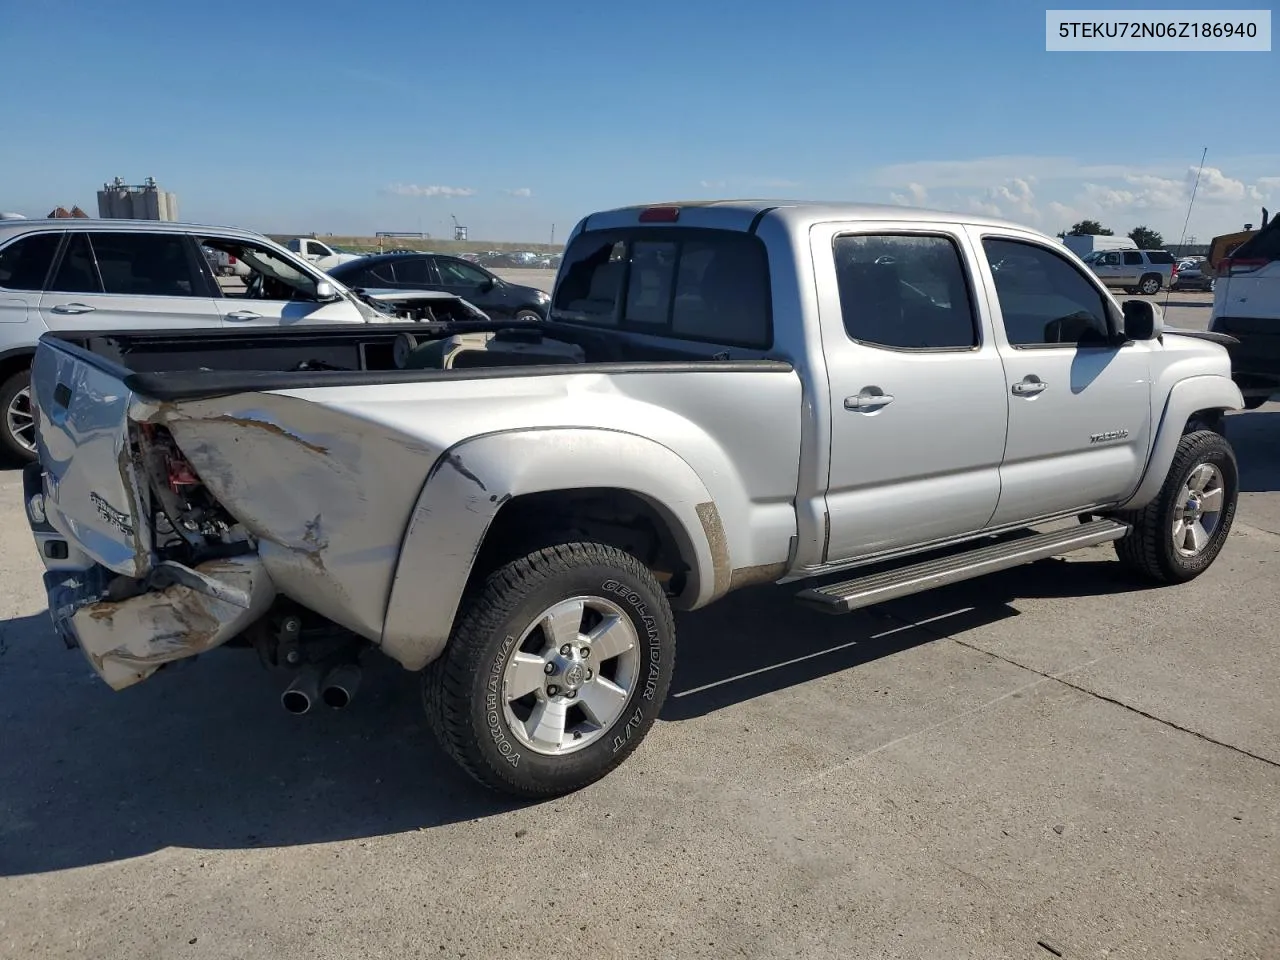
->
[[796, 520, 1130, 615]]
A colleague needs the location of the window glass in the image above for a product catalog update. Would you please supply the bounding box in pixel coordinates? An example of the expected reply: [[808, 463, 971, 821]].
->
[[1233, 221, 1280, 260], [88, 233, 200, 297], [551, 231, 771, 346], [199, 237, 325, 301], [393, 257, 433, 284], [552, 239, 627, 326], [1098, 252, 1120, 265], [436, 258, 489, 285], [833, 234, 976, 349], [1123, 251, 1143, 265], [625, 241, 676, 325], [1145, 251, 1174, 264], [49, 233, 102, 293], [982, 238, 1112, 346], [0, 233, 61, 291], [669, 237, 770, 346]]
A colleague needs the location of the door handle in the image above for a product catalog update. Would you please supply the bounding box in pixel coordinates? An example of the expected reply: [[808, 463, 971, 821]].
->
[[50, 303, 95, 315], [1012, 376, 1047, 396], [225, 310, 262, 322], [845, 390, 895, 411]]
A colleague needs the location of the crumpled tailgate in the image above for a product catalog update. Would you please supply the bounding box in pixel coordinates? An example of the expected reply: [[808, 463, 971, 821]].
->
[[31, 338, 152, 579]]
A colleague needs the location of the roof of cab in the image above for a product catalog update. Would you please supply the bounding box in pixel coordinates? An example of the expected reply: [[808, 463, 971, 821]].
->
[[580, 199, 1041, 236]]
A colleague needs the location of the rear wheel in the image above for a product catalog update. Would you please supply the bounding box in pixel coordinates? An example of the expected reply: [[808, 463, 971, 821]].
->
[[1113, 430, 1238, 583], [1139, 274, 1162, 295], [422, 541, 675, 798], [0, 368, 35, 462]]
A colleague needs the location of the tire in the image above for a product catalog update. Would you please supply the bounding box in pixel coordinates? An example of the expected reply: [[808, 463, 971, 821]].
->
[[422, 541, 676, 798], [1113, 430, 1238, 583], [1139, 275, 1162, 295], [514, 308, 544, 322], [0, 368, 36, 463]]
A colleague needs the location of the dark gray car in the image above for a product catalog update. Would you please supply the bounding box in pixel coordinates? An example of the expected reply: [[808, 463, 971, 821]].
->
[[328, 253, 550, 321]]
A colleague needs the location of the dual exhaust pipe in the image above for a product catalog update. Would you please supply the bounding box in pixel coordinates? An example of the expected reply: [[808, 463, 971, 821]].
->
[[281, 662, 362, 715]]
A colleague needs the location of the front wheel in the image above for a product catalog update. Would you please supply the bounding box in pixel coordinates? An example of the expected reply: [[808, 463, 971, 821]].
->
[[1113, 430, 1238, 583], [514, 308, 544, 322], [0, 369, 36, 462], [423, 542, 676, 798]]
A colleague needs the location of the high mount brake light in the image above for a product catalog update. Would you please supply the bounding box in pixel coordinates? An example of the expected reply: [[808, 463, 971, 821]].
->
[[639, 206, 680, 223]]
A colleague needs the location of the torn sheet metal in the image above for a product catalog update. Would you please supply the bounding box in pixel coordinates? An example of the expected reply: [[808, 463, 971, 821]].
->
[[60, 557, 275, 691]]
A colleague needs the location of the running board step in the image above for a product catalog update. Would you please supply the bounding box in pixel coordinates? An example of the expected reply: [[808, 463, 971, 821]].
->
[[796, 520, 1130, 614]]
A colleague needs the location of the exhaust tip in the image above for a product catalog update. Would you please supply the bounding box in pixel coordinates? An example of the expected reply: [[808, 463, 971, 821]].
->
[[281, 689, 312, 714], [319, 663, 361, 710], [321, 686, 350, 709]]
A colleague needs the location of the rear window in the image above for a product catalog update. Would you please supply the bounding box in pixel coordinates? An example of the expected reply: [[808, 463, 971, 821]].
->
[[1144, 251, 1174, 264], [551, 229, 771, 348], [1232, 221, 1280, 261], [0, 232, 61, 291]]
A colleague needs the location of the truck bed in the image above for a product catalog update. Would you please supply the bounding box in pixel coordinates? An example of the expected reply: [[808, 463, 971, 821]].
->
[[43, 320, 782, 400]]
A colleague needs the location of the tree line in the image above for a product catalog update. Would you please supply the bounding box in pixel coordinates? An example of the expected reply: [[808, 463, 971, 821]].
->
[[1056, 220, 1164, 250]]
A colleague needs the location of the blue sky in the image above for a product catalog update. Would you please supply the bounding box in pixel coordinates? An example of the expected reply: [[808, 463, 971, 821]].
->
[[2, 0, 1276, 242]]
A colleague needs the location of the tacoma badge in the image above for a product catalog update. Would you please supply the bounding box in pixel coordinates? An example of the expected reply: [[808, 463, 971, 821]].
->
[[1089, 429, 1130, 444]]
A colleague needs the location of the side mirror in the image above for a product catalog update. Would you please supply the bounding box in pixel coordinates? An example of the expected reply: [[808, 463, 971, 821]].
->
[[314, 280, 337, 301], [1121, 298, 1163, 340], [479, 277, 497, 292]]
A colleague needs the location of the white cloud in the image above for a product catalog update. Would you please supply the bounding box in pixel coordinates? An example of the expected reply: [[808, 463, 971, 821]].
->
[[385, 183, 475, 198], [869, 155, 1147, 189], [504, 187, 533, 198], [889, 182, 928, 206], [1191, 166, 1260, 203], [1256, 176, 1280, 197], [699, 179, 727, 189]]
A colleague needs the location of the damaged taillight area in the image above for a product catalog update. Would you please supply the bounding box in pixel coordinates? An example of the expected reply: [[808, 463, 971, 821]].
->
[[136, 423, 255, 565]]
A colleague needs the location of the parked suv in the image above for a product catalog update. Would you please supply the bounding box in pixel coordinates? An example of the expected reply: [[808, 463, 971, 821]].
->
[[1208, 216, 1280, 408], [1085, 248, 1177, 295], [0, 220, 483, 459]]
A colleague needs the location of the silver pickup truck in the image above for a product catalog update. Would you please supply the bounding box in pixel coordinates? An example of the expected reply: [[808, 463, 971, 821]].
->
[[24, 201, 1245, 798]]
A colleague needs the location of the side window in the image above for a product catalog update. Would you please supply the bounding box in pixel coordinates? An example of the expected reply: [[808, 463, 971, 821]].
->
[[1098, 252, 1120, 265], [49, 233, 103, 293], [982, 238, 1112, 347], [833, 234, 977, 350], [1123, 251, 1143, 265], [1145, 251, 1174, 264], [0, 233, 62, 291], [393, 257, 433, 284], [87, 233, 201, 297], [199, 237, 325, 301], [436, 259, 489, 285]]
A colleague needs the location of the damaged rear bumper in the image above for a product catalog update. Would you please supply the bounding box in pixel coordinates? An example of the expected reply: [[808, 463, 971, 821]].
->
[[41, 556, 276, 691]]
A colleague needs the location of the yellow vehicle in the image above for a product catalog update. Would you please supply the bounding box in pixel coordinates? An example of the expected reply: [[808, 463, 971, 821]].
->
[[1207, 208, 1270, 271]]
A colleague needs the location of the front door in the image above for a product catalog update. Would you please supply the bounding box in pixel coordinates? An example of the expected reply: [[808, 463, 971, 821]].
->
[[39, 231, 221, 331], [198, 237, 364, 327], [1091, 250, 1124, 288], [973, 232, 1154, 525], [813, 223, 1009, 561], [430, 256, 510, 317]]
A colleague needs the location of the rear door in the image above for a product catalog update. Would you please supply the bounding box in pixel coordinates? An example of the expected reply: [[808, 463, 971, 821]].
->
[[974, 231, 1153, 525], [0, 230, 62, 326], [813, 222, 1009, 559], [39, 232, 221, 331]]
